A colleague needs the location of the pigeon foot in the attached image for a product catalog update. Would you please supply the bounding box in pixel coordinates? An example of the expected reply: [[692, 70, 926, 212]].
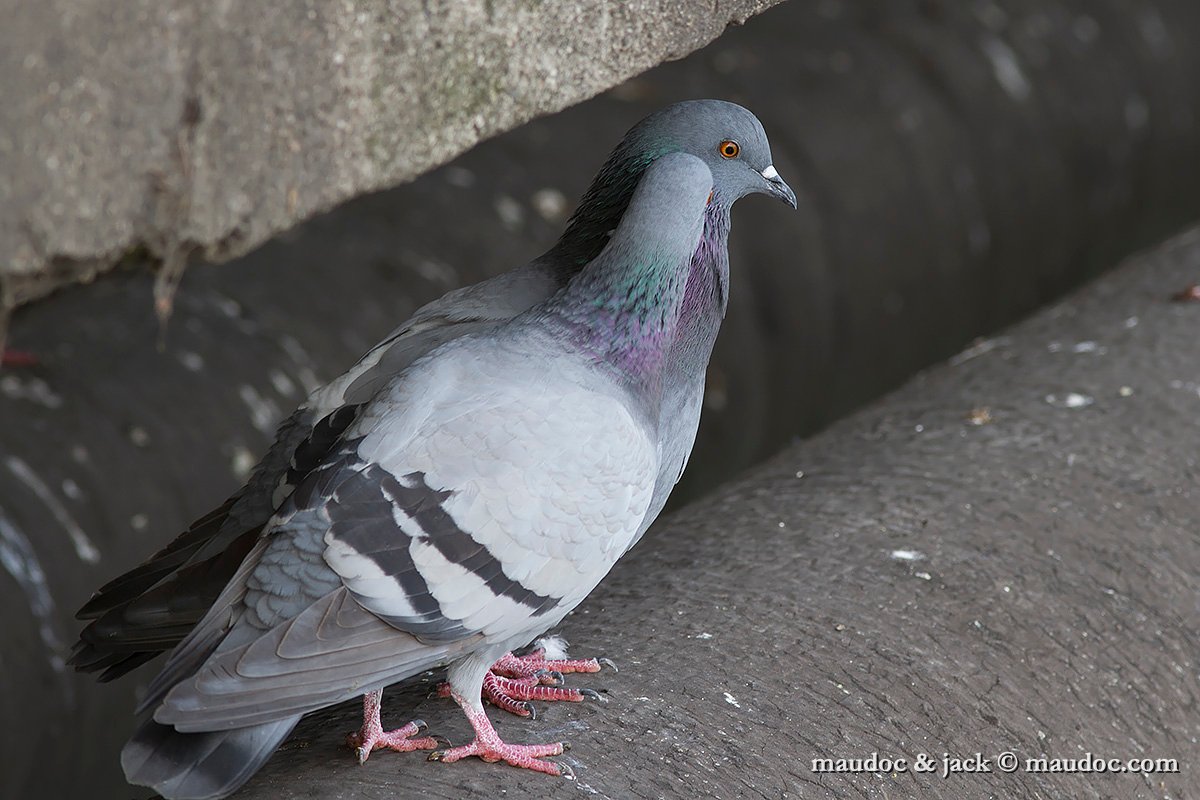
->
[[437, 644, 612, 717], [431, 690, 571, 776], [493, 645, 610, 679], [347, 689, 439, 764]]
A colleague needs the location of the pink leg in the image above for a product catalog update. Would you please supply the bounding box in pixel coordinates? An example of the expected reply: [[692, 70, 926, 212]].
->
[[429, 689, 571, 776], [346, 689, 439, 764], [437, 645, 613, 717]]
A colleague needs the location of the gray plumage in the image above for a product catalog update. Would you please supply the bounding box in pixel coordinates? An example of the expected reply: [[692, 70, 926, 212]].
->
[[72, 99, 793, 682], [122, 153, 713, 798], [72, 100, 795, 797]]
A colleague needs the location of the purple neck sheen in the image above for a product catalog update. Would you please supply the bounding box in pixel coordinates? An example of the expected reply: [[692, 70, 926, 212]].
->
[[551, 196, 734, 396], [671, 199, 732, 366], [550, 250, 686, 389], [684, 200, 732, 318]]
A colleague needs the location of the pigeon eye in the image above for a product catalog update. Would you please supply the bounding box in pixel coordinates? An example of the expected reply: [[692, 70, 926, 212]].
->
[[718, 140, 740, 159]]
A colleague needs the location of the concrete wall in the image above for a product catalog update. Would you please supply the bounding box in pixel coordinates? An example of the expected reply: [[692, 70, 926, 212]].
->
[[2, 1, 1200, 797], [236, 225, 1200, 799], [0, 0, 783, 317]]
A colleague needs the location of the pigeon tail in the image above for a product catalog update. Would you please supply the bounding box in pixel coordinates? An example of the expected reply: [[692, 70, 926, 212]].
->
[[71, 525, 262, 681], [121, 715, 299, 800]]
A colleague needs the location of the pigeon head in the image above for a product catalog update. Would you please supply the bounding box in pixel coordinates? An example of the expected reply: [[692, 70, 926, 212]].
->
[[550, 99, 795, 270], [631, 99, 796, 209]]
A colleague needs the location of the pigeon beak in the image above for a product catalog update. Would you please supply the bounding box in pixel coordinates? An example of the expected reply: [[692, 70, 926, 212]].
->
[[760, 165, 797, 209]]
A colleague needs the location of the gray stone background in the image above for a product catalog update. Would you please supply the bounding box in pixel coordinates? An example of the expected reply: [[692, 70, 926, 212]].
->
[[1, 0, 1198, 798]]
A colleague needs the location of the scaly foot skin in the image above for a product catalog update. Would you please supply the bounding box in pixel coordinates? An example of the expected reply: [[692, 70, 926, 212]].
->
[[430, 691, 573, 777], [347, 689, 440, 764], [492, 646, 608, 679], [437, 641, 614, 717]]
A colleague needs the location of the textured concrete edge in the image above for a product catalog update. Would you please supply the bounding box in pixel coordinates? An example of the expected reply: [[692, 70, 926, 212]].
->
[[0, 0, 786, 327], [234, 224, 1200, 798]]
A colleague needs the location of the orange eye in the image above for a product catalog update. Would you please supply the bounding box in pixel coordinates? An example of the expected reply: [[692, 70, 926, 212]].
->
[[719, 140, 740, 159]]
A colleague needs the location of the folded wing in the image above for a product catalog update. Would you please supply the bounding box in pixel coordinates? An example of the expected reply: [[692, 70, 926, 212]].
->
[[146, 345, 657, 732]]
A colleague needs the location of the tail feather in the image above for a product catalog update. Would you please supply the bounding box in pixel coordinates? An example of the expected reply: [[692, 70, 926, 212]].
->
[[66, 644, 159, 682], [77, 499, 237, 620], [70, 527, 261, 681], [122, 716, 298, 800]]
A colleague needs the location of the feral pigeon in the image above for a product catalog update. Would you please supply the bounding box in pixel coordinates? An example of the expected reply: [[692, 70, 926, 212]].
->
[[73, 99, 793, 708], [73, 101, 795, 795], [121, 152, 706, 797]]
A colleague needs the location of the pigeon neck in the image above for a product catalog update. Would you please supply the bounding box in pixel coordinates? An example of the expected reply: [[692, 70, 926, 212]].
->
[[547, 239, 693, 393], [547, 199, 731, 381], [546, 146, 668, 277], [684, 201, 732, 321], [548, 177, 734, 313]]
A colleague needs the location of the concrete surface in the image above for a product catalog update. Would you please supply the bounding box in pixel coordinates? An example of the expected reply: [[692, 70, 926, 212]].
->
[[237, 225, 1200, 799], [3, 1, 1200, 797], [0, 0, 783, 317]]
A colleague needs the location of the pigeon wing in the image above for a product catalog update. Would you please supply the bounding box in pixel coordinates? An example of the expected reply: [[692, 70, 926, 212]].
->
[[71, 269, 559, 678], [149, 345, 656, 732]]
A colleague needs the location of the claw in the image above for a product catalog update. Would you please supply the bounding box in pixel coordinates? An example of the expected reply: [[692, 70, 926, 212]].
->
[[348, 690, 439, 762], [466, 647, 611, 719], [579, 688, 606, 703], [559, 762, 576, 780], [430, 691, 568, 776]]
